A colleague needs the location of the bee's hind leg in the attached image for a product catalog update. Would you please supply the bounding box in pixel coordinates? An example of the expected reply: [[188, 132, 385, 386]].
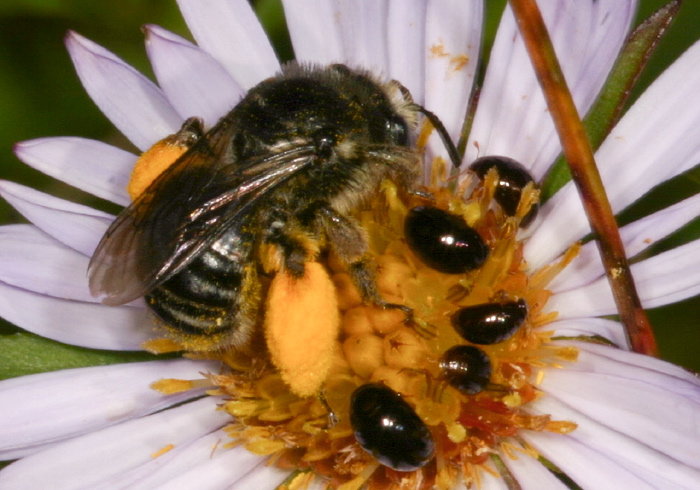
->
[[316, 207, 413, 322]]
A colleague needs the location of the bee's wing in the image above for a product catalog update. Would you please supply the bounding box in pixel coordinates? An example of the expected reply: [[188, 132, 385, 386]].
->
[[88, 129, 316, 306]]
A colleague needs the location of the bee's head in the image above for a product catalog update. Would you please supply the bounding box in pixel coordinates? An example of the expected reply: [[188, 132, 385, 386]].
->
[[229, 63, 416, 162]]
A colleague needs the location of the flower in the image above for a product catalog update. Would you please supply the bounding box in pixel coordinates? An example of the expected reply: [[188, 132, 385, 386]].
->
[[1, 0, 700, 488]]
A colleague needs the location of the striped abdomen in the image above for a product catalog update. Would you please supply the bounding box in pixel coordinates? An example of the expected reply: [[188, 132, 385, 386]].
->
[[145, 230, 257, 348]]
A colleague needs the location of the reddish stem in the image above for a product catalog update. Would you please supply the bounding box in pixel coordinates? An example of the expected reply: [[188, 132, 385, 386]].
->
[[508, 0, 658, 356]]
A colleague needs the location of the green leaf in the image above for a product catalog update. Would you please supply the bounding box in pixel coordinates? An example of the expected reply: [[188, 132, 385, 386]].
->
[[254, 0, 294, 62], [0, 332, 169, 380], [540, 0, 683, 201]]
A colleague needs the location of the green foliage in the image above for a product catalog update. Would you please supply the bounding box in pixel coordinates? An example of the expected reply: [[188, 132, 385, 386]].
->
[[0, 331, 166, 380]]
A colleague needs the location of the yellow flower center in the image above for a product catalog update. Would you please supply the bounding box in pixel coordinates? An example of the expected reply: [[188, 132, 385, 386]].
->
[[152, 164, 581, 489]]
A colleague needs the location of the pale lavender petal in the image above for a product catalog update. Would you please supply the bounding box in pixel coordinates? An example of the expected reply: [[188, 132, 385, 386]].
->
[[291, 0, 392, 72], [282, 0, 345, 63], [0, 397, 229, 490], [540, 350, 700, 468], [479, 469, 510, 490], [549, 193, 700, 293], [106, 431, 270, 490], [333, 1, 390, 73], [423, 0, 482, 169], [524, 431, 658, 489], [227, 463, 290, 489], [629, 239, 700, 308], [548, 238, 700, 319], [559, 342, 700, 402], [526, 39, 700, 269], [501, 450, 568, 489], [0, 280, 150, 351], [176, 0, 279, 89], [0, 225, 96, 302], [66, 31, 182, 151], [144, 24, 244, 126], [0, 359, 217, 460], [0, 181, 111, 257], [466, 0, 635, 179], [530, 387, 700, 487], [386, 0, 427, 101], [547, 317, 629, 349], [0, 226, 152, 348], [14, 137, 134, 206]]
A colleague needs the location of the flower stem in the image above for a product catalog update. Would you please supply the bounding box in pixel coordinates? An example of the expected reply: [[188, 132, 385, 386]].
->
[[508, 0, 658, 356]]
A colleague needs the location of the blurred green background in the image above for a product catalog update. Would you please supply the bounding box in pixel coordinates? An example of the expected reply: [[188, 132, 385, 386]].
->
[[0, 0, 698, 373]]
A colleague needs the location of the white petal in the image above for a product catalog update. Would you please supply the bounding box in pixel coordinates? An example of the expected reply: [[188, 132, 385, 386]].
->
[[65, 32, 182, 151], [466, 0, 635, 179], [0, 181, 111, 257], [526, 38, 700, 269], [0, 279, 150, 351], [227, 463, 290, 489], [0, 397, 229, 489], [14, 137, 134, 206], [289, 0, 393, 73], [144, 24, 244, 126], [530, 395, 700, 488], [631, 238, 700, 307], [333, 1, 391, 73], [386, 0, 427, 100], [176, 0, 279, 89], [282, 0, 345, 64], [549, 193, 700, 293], [479, 469, 509, 490], [544, 274, 614, 319], [0, 359, 217, 460], [107, 431, 271, 490], [559, 342, 700, 402], [524, 431, 658, 490], [542, 350, 700, 458], [423, 0, 483, 170], [527, 342, 700, 487], [547, 317, 629, 349], [547, 238, 700, 319], [501, 450, 568, 489], [0, 225, 96, 302]]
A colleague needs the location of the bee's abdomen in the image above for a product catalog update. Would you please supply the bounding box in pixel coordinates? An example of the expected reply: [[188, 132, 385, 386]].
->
[[145, 234, 252, 339]]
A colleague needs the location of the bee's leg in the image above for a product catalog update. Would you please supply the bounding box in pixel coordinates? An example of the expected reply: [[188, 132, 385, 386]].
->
[[172, 117, 206, 146], [261, 215, 341, 398], [260, 214, 316, 277], [127, 117, 205, 200], [315, 208, 412, 319], [347, 258, 413, 320]]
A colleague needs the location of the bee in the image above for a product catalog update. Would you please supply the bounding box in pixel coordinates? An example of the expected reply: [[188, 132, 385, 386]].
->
[[88, 63, 457, 396]]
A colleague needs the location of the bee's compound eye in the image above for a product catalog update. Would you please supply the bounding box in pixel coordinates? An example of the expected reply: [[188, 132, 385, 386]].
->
[[440, 345, 492, 395], [386, 115, 409, 146], [469, 156, 539, 227], [350, 383, 435, 471], [450, 299, 528, 345], [404, 206, 489, 274]]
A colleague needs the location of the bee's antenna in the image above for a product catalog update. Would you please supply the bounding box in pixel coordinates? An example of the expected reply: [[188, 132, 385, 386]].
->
[[393, 81, 463, 169], [414, 105, 463, 169]]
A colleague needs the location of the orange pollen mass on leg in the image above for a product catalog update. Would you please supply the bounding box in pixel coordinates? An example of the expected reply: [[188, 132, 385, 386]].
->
[[264, 262, 341, 398], [127, 135, 191, 200]]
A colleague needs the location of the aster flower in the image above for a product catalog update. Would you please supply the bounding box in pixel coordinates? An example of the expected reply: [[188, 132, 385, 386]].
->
[[1, 0, 699, 488]]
